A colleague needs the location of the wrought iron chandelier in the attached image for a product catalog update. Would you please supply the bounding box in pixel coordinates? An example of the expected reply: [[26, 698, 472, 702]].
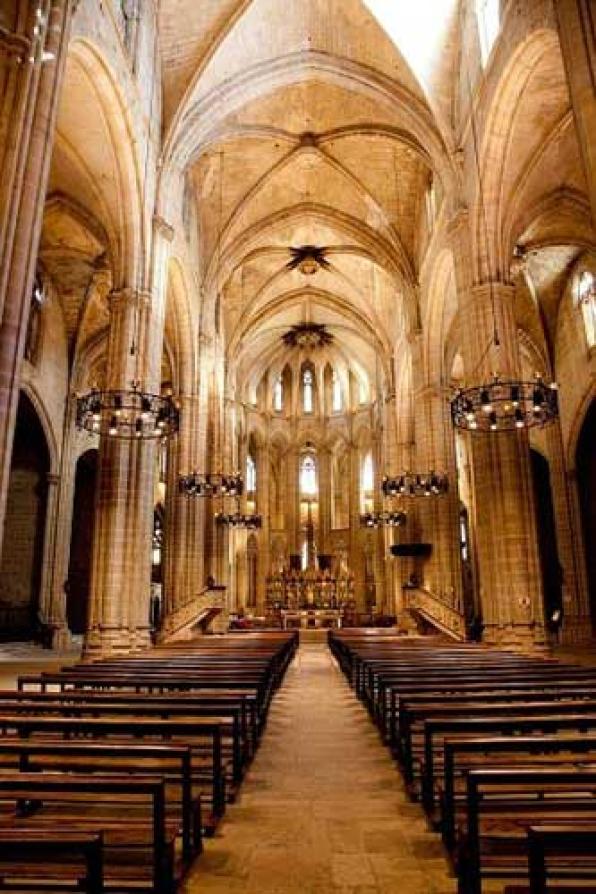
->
[[76, 383, 179, 440], [448, 30, 559, 436], [360, 510, 407, 529], [382, 472, 448, 498], [451, 375, 558, 433], [178, 472, 243, 498], [216, 507, 262, 529], [75, 45, 180, 444]]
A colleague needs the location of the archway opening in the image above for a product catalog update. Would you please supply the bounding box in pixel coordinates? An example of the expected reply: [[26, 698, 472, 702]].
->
[[530, 449, 562, 632], [66, 449, 98, 635], [576, 398, 596, 632], [0, 393, 50, 640]]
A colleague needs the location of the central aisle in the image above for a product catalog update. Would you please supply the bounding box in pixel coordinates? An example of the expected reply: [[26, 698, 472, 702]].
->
[[183, 643, 456, 894]]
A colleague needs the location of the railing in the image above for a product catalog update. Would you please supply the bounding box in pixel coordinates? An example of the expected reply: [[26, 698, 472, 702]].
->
[[403, 587, 467, 641], [158, 585, 227, 642]]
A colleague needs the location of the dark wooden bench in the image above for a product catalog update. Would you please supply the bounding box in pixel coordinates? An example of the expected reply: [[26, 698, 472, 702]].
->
[[0, 773, 176, 893], [0, 714, 226, 833], [440, 735, 596, 850], [527, 824, 596, 893], [0, 829, 103, 893], [0, 740, 199, 861], [459, 768, 596, 894]]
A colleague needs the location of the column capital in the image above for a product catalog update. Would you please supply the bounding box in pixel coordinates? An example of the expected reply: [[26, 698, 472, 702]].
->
[[0, 27, 31, 65], [153, 215, 175, 243], [108, 287, 151, 312], [459, 281, 515, 316], [446, 204, 469, 239]]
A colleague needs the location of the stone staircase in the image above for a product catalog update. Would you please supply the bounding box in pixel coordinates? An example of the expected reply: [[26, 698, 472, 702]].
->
[[402, 587, 467, 640], [157, 585, 228, 643]]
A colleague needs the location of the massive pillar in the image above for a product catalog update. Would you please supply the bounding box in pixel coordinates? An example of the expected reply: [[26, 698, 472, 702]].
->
[[0, 1, 74, 556], [84, 219, 173, 656], [459, 282, 545, 649], [410, 333, 462, 616]]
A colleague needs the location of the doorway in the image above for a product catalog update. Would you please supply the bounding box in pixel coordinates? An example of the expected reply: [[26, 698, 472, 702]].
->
[[0, 393, 50, 639], [66, 449, 98, 635], [576, 398, 596, 632]]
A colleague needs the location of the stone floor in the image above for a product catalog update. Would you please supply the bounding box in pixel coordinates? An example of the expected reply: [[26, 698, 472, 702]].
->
[[0, 642, 80, 688], [182, 643, 457, 894]]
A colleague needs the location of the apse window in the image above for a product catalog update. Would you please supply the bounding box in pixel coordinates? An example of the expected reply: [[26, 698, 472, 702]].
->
[[300, 454, 317, 497], [246, 455, 257, 494], [476, 0, 500, 65], [361, 451, 375, 513], [273, 376, 283, 412], [332, 370, 342, 412], [575, 269, 596, 349], [303, 368, 314, 413]]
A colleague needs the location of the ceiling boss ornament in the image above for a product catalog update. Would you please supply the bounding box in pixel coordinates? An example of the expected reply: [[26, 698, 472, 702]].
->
[[282, 323, 333, 350], [286, 245, 330, 276]]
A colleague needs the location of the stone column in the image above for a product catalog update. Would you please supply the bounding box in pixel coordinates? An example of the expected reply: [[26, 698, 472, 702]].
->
[[410, 332, 462, 615], [256, 439, 270, 613], [349, 442, 365, 610], [554, 0, 596, 223], [458, 282, 546, 650], [0, 1, 74, 555], [42, 397, 81, 646], [545, 422, 591, 642], [318, 445, 331, 553], [163, 391, 206, 617]]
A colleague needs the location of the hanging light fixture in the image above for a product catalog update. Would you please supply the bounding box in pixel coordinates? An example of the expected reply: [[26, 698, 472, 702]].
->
[[179, 472, 243, 498], [216, 509, 262, 530], [451, 374, 558, 433], [359, 510, 407, 529], [77, 383, 179, 440], [216, 494, 262, 530], [382, 472, 448, 498], [75, 32, 179, 443], [448, 17, 558, 435]]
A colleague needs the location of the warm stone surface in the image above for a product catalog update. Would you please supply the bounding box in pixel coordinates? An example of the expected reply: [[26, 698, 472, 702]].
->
[[182, 644, 456, 894]]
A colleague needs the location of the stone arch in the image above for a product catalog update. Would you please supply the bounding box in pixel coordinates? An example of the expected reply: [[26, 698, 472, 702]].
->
[[163, 52, 454, 202], [54, 38, 144, 286], [473, 26, 563, 281], [423, 247, 458, 385]]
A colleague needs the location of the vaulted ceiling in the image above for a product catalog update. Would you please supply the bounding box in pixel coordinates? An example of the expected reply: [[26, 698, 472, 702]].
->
[[159, 0, 460, 388]]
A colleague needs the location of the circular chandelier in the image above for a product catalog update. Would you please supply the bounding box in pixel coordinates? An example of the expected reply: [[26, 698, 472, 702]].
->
[[451, 375, 558, 433], [216, 510, 262, 530], [179, 472, 243, 497], [382, 472, 448, 498], [76, 383, 179, 441], [360, 510, 407, 529]]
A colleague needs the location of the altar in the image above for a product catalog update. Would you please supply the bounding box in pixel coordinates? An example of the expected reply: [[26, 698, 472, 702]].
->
[[280, 608, 343, 630]]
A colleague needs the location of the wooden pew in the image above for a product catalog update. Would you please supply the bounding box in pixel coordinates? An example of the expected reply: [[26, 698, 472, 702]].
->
[[421, 714, 596, 814], [440, 735, 596, 851], [0, 829, 103, 893], [0, 740, 199, 861], [0, 714, 226, 833], [458, 768, 596, 894], [527, 824, 596, 893], [0, 696, 245, 793], [0, 773, 177, 894]]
